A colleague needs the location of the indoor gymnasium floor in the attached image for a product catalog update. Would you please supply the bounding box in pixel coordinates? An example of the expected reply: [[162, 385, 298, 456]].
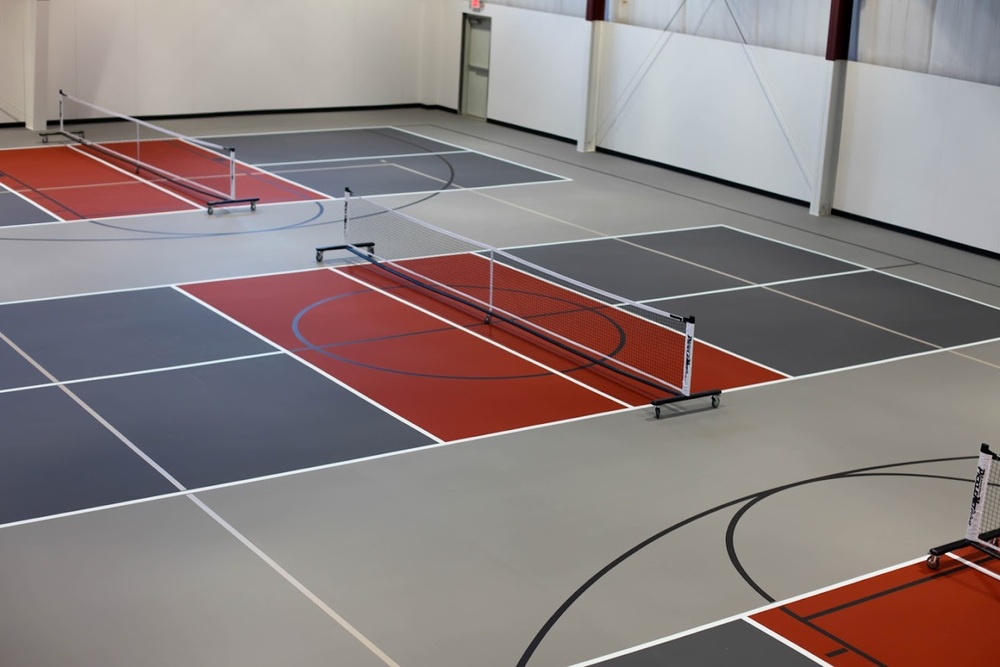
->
[[0, 108, 999, 667]]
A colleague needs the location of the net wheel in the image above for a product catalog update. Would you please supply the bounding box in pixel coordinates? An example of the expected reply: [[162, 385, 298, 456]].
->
[[926, 554, 940, 570], [654, 407, 661, 419], [41, 135, 48, 144], [251, 201, 257, 212], [315, 251, 323, 263], [207, 205, 214, 215], [711, 395, 720, 409]]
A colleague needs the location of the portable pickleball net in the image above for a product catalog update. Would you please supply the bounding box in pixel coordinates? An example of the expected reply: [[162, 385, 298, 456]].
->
[[316, 192, 721, 416], [927, 443, 1000, 569], [41, 90, 258, 214]]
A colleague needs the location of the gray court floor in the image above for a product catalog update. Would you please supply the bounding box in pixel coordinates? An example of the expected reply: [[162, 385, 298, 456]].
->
[[0, 109, 999, 667]]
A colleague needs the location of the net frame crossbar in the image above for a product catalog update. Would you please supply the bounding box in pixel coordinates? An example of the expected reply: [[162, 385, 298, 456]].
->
[[927, 443, 1000, 569], [316, 192, 721, 413], [40, 90, 258, 213]]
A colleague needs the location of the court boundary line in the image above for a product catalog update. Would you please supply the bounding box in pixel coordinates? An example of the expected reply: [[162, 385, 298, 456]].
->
[[639, 268, 874, 304], [0, 327, 402, 667], [174, 285, 443, 443], [331, 265, 634, 409], [566, 555, 931, 667], [256, 149, 468, 167], [0, 350, 285, 396], [67, 144, 203, 210], [0, 180, 65, 222], [742, 617, 832, 666], [392, 126, 572, 182], [0, 400, 637, 534], [947, 553, 1000, 582]]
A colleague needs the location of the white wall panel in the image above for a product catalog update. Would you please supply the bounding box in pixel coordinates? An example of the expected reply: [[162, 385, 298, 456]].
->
[[597, 24, 825, 201], [0, 0, 29, 120], [73, 0, 137, 113], [486, 5, 589, 139], [835, 63, 1000, 253], [48, 0, 430, 118], [352, 1, 423, 107], [134, 0, 197, 115]]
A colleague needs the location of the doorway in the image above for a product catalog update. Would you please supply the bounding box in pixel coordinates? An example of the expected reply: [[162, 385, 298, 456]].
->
[[460, 14, 491, 119]]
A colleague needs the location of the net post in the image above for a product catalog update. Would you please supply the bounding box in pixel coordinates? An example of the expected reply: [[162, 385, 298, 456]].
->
[[135, 121, 141, 174], [488, 248, 495, 317], [965, 444, 994, 543], [343, 187, 352, 238], [228, 147, 237, 200], [58, 91, 64, 134], [681, 316, 695, 397]]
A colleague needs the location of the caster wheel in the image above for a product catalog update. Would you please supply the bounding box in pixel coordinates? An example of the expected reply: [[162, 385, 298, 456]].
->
[[711, 395, 721, 409], [207, 206, 214, 215], [926, 554, 940, 570], [315, 251, 323, 263], [654, 407, 661, 419], [41, 136, 48, 144], [250, 201, 257, 211]]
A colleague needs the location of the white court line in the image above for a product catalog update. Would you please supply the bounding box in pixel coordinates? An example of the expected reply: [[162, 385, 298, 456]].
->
[[331, 266, 633, 409], [0, 264, 330, 307], [196, 125, 411, 140], [392, 125, 572, 182], [568, 555, 932, 667], [191, 496, 402, 667], [743, 617, 832, 666], [174, 285, 442, 443], [66, 144, 202, 210], [0, 351, 284, 396], [946, 553, 1000, 582], [0, 312, 405, 667], [639, 269, 874, 304], [498, 224, 724, 252], [0, 180, 66, 222], [256, 150, 468, 167], [231, 153, 333, 201], [0, 397, 639, 534]]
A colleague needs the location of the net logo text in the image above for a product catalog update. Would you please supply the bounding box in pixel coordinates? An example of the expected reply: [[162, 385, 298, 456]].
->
[[968, 465, 985, 526]]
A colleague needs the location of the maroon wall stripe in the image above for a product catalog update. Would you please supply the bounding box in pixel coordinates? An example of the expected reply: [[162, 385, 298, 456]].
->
[[826, 0, 854, 61]]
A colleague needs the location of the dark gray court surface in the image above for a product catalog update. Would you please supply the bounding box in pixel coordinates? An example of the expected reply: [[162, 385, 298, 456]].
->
[[512, 227, 1000, 377], [207, 128, 565, 198], [0, 386, 177, 524], [507, 238, 745, 302], [0, 339, 48, 390], [628, 226, 859, 283], [587, 620, 817, 667], [649, 287, 934, 376], [775, 271, 1000, 347], [71, 354, 433, 489], [0, 288, 273, 381], [204, 128, 458, 164], [0, 189, 58, 226]]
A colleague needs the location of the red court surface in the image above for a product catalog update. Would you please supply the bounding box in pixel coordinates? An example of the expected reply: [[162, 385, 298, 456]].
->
[[752, 548, 1000, 665], [0, 141, 322, 220], [183, 265, 782, 441]]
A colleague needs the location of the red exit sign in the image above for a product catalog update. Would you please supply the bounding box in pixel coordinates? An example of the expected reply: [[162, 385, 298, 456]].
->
[[470, 0, 483, 10]]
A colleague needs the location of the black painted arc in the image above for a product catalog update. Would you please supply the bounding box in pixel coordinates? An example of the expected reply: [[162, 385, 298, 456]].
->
[[514, 455, 976, 667]]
